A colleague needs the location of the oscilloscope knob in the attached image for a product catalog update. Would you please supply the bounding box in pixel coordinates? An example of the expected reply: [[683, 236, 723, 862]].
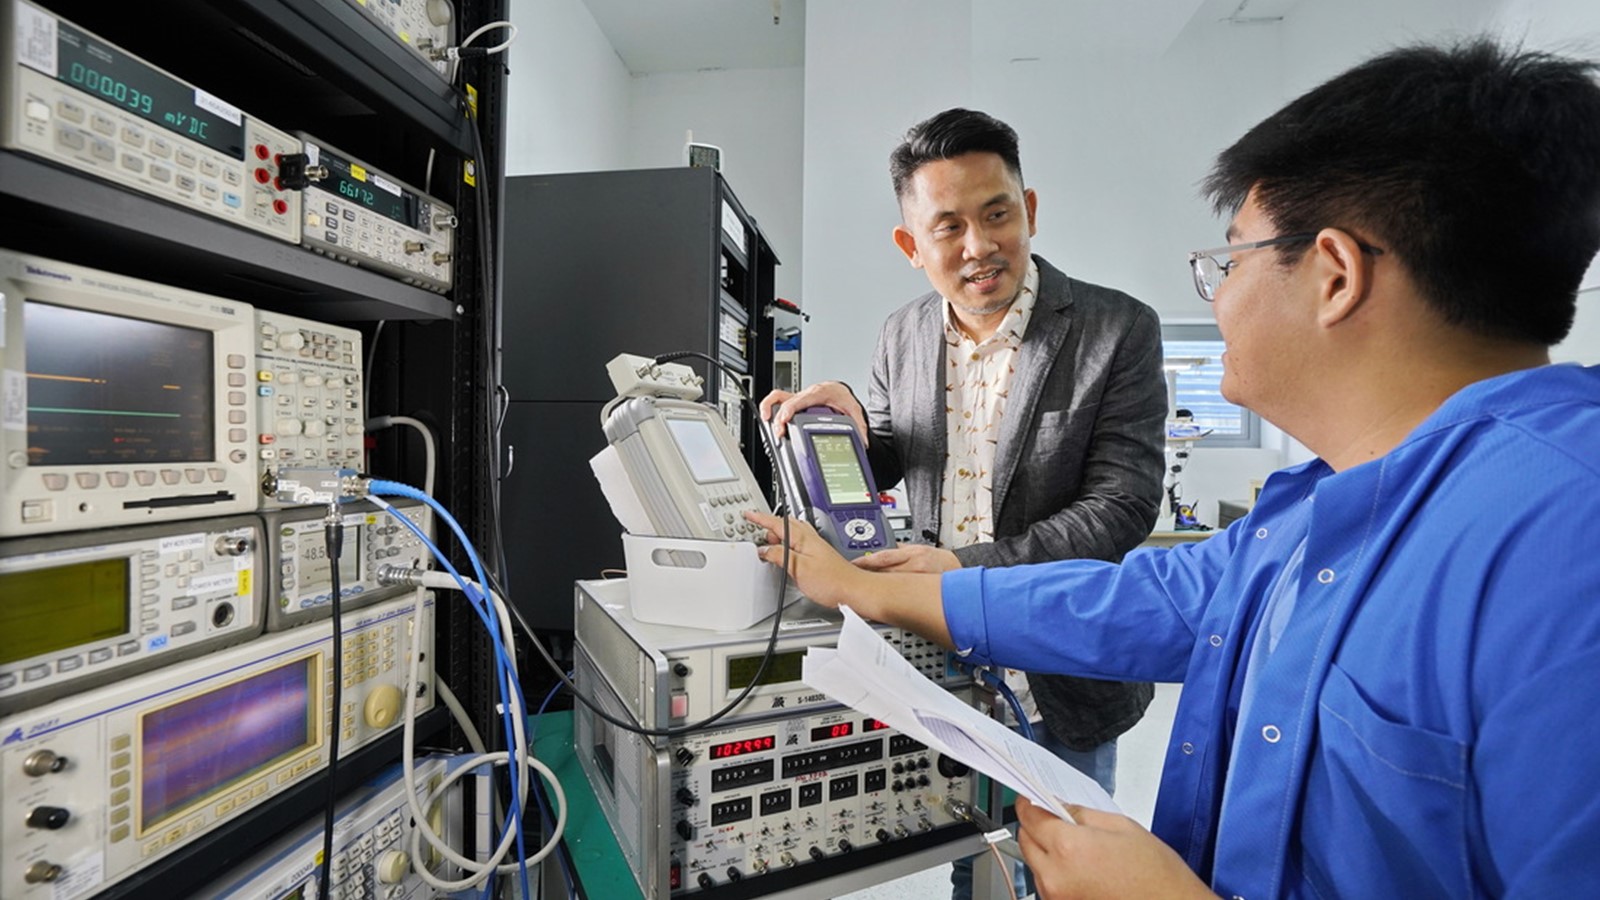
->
[[26, 806, 71, 830], [426, 0, 453, 26]]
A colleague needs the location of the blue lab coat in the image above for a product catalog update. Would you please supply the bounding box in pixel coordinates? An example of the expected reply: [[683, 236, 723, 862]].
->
[[942, 364, 1600, 898]]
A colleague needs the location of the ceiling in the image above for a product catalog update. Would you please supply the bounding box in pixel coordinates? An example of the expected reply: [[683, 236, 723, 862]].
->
[[582, 0, 1307, 76], [583, 0, 808, 75]]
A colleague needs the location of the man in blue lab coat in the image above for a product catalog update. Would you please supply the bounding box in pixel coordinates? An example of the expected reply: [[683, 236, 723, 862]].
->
[[750, 39, 1600, 898]]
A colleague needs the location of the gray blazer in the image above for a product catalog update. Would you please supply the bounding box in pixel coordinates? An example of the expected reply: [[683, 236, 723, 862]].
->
[[863, 255, 1166, 750]]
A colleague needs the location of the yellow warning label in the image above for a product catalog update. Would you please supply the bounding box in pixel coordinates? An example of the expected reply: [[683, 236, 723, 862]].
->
[[464, 159, 476, 187], [238, 570, 252, 596], [350, 163, 368, 181]]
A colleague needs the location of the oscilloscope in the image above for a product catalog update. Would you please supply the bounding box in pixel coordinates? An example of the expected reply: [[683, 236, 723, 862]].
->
[[0, 250, 259, 537]]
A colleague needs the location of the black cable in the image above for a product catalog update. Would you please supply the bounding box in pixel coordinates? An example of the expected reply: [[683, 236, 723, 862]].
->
[[317, 511, 345, 900], [451, 68, 511, 595]]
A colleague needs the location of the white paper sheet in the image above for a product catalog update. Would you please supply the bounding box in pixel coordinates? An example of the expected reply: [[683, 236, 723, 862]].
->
[[589, 444, 654, 535], [802, 606, 1120, 822]]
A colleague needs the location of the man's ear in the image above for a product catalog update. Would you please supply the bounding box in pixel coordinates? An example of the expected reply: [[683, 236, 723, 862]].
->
[[1312, 228, 1373, 328], [892, 225, 922, 268], [1024, 188, 1039, 238]]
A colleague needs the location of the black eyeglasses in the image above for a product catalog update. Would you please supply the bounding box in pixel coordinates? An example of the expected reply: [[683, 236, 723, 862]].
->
[[1187, 233, 1385, 302]]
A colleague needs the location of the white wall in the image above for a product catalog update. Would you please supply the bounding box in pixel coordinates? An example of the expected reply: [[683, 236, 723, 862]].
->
[[802, 0, 973, 391], [504, 0, 632, 174], [627, 67, 806, 304]]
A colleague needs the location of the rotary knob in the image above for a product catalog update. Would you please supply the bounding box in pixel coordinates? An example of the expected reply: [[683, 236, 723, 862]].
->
[[23, 862, 62, 884], [22, 750, 68, 777], [376, 849, 411, 884], [26, 806, 70, 830], [363, 684, 404, 728]]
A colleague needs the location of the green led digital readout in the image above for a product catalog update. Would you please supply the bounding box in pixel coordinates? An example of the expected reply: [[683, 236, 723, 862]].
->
[[53, 20, 245, 159], [315, 144, 418, 229]]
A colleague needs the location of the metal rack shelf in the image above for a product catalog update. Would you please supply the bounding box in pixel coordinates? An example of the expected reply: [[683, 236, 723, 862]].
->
[[39, 0, 472, 159], [0, 153, 456, 321]]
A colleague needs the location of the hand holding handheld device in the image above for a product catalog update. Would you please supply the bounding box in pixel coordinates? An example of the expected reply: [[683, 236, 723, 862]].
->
[[772, 408, 896, 559]]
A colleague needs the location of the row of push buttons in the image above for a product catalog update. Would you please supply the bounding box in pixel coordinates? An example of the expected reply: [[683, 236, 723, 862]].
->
[[106, 734, 134, 844], [259, 323, 358, 364], [35, 94, 297, 221], [308, 197, 449, 284], [37, 468, 228, 492], [0, 640, 140, 692], [43, 97, 248, 206]]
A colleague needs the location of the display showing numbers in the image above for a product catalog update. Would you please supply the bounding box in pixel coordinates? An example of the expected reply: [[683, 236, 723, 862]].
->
[[338, 179, 376, 207], [709, 735, 775, 759], [67, 61, 153, 115], [810, 722, 855, 741]]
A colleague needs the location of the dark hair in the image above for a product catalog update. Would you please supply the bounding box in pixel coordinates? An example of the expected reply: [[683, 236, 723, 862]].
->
[[1204, 39, 1600, 346], [890, 108, 1024, 202]]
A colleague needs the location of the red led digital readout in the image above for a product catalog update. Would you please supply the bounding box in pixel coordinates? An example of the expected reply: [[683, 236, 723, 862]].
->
[[810, 722, 855, 741], [709, 735, 775, 759], [862, 718, 890, 732]]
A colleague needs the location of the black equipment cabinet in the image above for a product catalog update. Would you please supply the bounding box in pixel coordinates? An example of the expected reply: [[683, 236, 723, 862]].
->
[[500, 167, 780, 632], [0, 0, 508, 897]]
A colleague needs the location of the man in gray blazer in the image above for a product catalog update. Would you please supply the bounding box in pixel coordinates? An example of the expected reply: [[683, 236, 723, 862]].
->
[[762, 108, 1166, 898]]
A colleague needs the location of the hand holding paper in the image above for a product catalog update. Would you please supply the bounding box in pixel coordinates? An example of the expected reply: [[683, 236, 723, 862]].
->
[[800, 606, 1120, 823]]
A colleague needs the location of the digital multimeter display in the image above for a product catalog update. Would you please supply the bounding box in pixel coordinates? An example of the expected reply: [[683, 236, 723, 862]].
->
[[51, 20, 246, 159], [313, 145, 419, 229], [807, 432, 874, 506]]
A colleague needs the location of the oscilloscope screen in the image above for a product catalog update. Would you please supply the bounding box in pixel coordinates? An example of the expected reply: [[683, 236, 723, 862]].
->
[[24, 301, 214, 466]]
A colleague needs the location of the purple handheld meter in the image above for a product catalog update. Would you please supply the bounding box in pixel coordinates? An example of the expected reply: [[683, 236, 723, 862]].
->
[[774, 408, 896, 559]]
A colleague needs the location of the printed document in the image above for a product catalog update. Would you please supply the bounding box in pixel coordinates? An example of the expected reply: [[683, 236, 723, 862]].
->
[[801, 606, 1120, 823]]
